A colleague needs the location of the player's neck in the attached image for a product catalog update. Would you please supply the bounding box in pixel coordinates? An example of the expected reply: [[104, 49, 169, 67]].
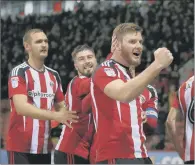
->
[[111, 52, 129, 68], [28, 57, 45, 72]]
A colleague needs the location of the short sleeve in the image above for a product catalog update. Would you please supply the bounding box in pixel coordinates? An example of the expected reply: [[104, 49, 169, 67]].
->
[[144, 85, 158, 111], [55, 73, 65, 103], [92, 66, 120, 92], [8, 68, 27, 98], [76, 78, 90, 96]]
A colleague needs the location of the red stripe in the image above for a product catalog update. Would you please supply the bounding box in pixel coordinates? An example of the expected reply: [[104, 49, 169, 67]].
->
[[47, 71, 57, 94], [25, 70, 34, 152], [47, 70, 58, 151], [37, 72, 47, 153]]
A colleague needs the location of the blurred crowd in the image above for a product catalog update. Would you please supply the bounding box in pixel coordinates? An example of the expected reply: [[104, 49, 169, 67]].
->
[[1, 1, 194, 151]]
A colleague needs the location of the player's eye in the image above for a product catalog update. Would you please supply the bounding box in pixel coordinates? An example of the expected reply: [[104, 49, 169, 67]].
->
[[129, 40, 136, 44], [78, 58, 84, 61]]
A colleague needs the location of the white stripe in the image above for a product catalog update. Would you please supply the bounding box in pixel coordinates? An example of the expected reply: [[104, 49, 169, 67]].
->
[[43, 70, 53, 153], [44, 70, 54, 110], [140, 121, 148, 156], [55, 79, 74, 150], [129, 100, 142, 158], [55, 124, 66, 150], [68, 79, 74, 110], [91, 79, 98, 131], [43, 120, 49, 154], [185, 116, 193, 161], [30, 68, 40, 153], [15, 63, 27, 75], [116, 68, 122, 122], [11, 62, 27, 76], [178, 87, 185, 116], [23, 72, 29, 131], [184, 79, 193, 161], [23, 116, 26, 131], [117, 64, 147, 158], [45, 66, 57, 73], [88, 113, 91, 130], [45, 67, 59, 92], [68, 79, 74, 127], [106, 61, 110, 67]]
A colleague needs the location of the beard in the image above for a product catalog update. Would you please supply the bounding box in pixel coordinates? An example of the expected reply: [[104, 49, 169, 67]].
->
[[121, 46, 141, 67], [78, 68, 93, 78]]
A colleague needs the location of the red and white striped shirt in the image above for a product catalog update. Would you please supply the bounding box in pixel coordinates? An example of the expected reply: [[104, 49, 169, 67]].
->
[[178, 76, 194, 162], [7, 62, 64, 154], [91, 59, 148, 162], [55, 76, 93, 159]]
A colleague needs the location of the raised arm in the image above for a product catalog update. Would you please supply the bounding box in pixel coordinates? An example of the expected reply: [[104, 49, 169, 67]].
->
[[102, 48, 173, 102]]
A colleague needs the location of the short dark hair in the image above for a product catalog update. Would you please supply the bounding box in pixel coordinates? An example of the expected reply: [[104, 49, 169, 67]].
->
[[71, 44, 95, 61], [23, 28, 44, 44], [113, 23, 142, 41]]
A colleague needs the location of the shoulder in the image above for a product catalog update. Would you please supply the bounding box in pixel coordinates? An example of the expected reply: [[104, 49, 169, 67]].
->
[[93, 60, 117, 78], [45, 66, 61, 82], [9, 62, 29, 78], [146, 84, 158, 98], [45, 66, 59, 77], [179, 76, 194, 93]]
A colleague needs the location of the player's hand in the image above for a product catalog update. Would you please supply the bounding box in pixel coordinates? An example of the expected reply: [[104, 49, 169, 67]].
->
[[53, 109, 78, 128], [141, 111, 147, 124], [154, 47, 173, 69]]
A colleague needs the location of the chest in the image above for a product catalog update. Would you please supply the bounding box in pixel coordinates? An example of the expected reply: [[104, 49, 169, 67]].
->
[[25, 70, 57, 99]]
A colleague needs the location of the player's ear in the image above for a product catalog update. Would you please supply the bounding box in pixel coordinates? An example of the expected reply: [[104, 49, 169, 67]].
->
[[74, 63, 78, 71], [115, 39, 121, 51], [24, 42, 31, 52]]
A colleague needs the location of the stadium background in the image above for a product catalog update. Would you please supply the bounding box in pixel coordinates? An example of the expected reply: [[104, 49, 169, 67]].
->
[[0, 0, 194, 164]]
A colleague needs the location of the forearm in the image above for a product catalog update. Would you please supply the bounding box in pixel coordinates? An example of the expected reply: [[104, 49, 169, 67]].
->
[[166, 120, 183, 157], [16, 103, 55, 120], [122, 62, 162, 102]]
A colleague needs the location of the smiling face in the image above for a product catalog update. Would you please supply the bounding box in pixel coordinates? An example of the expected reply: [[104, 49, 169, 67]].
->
[[113, 23, 143, 67], [74, 49, 97, 77], [120, 32, 143, 67]]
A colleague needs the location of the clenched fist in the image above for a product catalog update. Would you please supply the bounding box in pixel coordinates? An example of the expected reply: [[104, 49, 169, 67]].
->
[[154, 47, 173, 69]]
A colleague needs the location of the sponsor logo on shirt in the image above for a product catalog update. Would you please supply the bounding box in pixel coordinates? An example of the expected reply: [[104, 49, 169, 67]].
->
[[104, 68, 116, 77], [11, 77, 19, 88], [28, 90, 55, 98]]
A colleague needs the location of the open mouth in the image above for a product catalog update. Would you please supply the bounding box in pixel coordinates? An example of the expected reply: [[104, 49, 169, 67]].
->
[[41, 50, 47, 53], [133, 52, 140, 57], [84, 65, 93, 69]]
